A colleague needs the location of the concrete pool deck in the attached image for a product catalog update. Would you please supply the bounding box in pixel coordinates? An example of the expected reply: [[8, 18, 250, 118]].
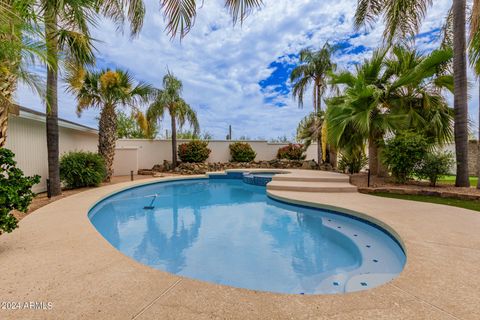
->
[[0, 170, 479, 319]]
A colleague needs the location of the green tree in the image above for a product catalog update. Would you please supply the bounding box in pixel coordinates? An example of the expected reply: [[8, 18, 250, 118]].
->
[[117, 110, 157, 139], [0, 0, 46, 147], [382, 131, 430, 183], [290, 43, 335, 165], [68, 69, 152, 181], [43, 0, 146, 195], [0, 148, 40, 233], [147, 73, 199, 168], [159, 0, 262, 38], [354, 0, 470, 187], [468, 1, 480, 189], [326, 46, 453, 176]]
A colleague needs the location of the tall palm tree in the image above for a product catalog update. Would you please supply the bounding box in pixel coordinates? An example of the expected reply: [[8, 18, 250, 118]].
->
[[354, 0, 469, 187], [68, 68, 152, 181], [0, 0, 45, 147], [159, 0, 262, 38], [327, 46, 454, 176], [290, 43, 335, 165], [43, 0, 146, 195], [147, 73, 199, 168], [468, 0, 480, 188]]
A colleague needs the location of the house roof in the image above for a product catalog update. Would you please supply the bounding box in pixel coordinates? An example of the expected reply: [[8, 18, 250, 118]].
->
[[11, 105, 98, 134]]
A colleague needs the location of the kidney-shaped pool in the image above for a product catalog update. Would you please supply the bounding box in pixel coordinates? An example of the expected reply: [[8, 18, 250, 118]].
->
[[88, 176, 405, 295]]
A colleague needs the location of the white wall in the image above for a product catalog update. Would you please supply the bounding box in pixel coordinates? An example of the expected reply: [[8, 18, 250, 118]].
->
[[5, 114, 98, 192], [115, 139, 319, 174]]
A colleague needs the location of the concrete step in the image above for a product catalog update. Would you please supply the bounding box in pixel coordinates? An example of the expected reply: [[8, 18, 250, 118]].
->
[[267, 180, 357, 193], [272, 175, 349, 183]]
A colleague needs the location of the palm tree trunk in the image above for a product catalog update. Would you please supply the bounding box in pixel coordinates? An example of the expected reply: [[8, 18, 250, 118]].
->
[[368, 136, 378, 176], [453, 0, 470, 187], [330, 147, 337, 168], [477, 81, 480, 189], [98, 104, 117, 182], [0, 68, 16, 147], [45, 10, 61, 196], [171, 115, 177, 168]]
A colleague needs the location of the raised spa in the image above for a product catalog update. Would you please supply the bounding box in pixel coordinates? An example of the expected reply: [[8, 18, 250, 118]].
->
[[88, 175, 405, 295]]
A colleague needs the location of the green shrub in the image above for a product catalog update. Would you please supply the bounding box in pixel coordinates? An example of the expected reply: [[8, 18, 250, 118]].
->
[[229, 142, 256, 162], [338, 151, 368, 174], [415, 152, 454, 187], [382, 131, 429, 183], [0, 148, 40, 233], [276, 144, 306, 160], [178, 140, 211, 163], [60, 151, 106, 189]]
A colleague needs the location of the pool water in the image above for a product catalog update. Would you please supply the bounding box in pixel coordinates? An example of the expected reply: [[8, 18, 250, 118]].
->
[[89, 178, 406, 294]]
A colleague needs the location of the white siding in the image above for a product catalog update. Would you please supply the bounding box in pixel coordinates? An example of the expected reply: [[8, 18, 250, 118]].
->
[[5, 114, 98, 192]]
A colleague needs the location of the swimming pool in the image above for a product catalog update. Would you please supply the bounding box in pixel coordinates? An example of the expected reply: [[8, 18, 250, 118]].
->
[[88, 176, 406, 295], [242, 171, 285, 186]]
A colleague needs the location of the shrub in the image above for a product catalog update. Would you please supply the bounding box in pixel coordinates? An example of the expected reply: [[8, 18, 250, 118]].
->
[[178, 140, 211, 163], [0, 148, 40, 233], [276, 144, 306, 160], [60, 151, 106, 189], [229, 142, 256, 162], [338, 151, 368, 174], [382, 131, 429, 183], [415, 152, 454, 187]]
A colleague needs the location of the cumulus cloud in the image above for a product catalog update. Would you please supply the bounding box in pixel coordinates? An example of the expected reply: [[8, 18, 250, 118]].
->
[[15, 0, 476, 140]]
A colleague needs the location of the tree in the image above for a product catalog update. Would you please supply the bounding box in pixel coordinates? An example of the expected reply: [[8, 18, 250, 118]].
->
[[147, 73, 199, 168], [354, 0, 469, 187], [326, 46, 454, 176], [117, 110, 157, 139], [468, 0, 480, 188], [159, 0, 262, 38], [290, 43, 335, 165], [43, 0, 146, 195], [68, 69, 152, 181], [0, 148, 40, 233], [0, 0, 45, 147]]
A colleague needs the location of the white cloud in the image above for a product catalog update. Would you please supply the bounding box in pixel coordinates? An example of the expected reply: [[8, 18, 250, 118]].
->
[[15, 0, 478, 140]]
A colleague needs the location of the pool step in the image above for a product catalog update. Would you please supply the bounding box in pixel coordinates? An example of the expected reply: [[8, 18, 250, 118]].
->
[[272, 175, 349, 183], [267, 181, 357, 193]]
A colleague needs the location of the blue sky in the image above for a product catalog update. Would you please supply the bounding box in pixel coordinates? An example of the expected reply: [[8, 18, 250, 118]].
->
[[15, 0, 477, 140]]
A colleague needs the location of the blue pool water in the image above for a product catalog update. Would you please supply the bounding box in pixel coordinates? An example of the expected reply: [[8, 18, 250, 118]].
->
[[89, 177, 406, 294]]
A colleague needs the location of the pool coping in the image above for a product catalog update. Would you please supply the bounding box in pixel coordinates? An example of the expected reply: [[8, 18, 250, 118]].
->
[[1, 170, 479, 319]]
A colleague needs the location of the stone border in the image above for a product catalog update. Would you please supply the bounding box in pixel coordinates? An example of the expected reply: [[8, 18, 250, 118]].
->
[[358, 186, 480, 201]]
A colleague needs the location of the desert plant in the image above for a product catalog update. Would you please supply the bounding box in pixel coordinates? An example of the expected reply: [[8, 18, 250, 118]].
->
[[382, 131, 430, 183], [415, 152, 455, 187], [0, 148, 40, 233], [276, 144, 305, 160], [338, 151, 368, 174], [59, 151, 106, 189], [229, 142, 256, 162], [178, 140, 211, 163]]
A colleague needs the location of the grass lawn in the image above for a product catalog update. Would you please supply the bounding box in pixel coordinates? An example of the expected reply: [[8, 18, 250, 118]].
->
[[372, 192, 480, 212], [437, 175, 478, 186]]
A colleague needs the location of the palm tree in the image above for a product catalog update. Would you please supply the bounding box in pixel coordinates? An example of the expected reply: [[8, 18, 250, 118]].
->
[[290, 43, 335, 166], [159, 0, 262, 38], [147, 73, 199, 168], [326, 46, 454, 176], [68, 68, 152, 181], [354, 0, 469, 187], [43, 0, 146, 195], [0, 0, 45, 147], [468, 0, 480, 188]]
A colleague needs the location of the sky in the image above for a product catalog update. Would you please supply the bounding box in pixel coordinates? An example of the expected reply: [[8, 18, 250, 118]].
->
[[15, 0, 478, 140]]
